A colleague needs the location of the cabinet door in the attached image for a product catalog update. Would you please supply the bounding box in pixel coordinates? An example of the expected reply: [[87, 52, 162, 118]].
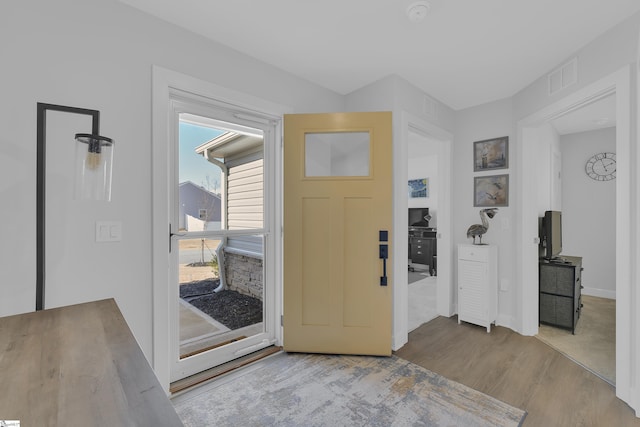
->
[[459, 260, 487, 319]]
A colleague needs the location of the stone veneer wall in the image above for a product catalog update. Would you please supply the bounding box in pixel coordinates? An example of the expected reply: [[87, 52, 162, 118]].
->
[[224, 251, 263, 300]]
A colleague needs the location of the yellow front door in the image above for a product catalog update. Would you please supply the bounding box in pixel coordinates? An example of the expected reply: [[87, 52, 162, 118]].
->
[[283, 112, 393, 355]]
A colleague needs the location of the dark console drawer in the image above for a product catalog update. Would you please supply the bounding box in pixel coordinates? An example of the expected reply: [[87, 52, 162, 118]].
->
[[540, 293, 574, 328], [539, 264, 576, 296]]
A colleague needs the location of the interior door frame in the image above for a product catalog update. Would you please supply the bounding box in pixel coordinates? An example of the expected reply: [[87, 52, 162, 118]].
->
[[393, 112, 453, 350], [151, 66, 290, 392], [516, 65, 634, 410]]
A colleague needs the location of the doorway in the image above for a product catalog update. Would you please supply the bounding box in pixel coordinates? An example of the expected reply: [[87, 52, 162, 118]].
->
[[395, 112, 454, 348], [151, 67, 285, 391], [517, 66, 632, 407], [534, 94, 617, 385], [407, 130, 439, 332]]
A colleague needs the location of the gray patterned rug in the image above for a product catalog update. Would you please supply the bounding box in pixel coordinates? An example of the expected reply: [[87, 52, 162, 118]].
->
[[173, 352, 526, 426]]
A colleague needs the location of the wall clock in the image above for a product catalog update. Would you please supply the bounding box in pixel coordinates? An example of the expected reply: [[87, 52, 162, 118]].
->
[[585, 152, 616, 181]]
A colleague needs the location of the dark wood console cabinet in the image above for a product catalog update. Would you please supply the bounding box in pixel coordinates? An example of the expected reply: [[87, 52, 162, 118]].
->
[[539, 255, 583, 334], [409, 227, 437, 275]]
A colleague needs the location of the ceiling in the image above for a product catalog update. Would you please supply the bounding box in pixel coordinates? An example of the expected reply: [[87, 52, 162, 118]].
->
[[119, 0, 639, 112], [550, 93, 616, 135]]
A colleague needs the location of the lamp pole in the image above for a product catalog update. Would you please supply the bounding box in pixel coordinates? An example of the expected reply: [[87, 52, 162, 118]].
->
[[36, 103, 101, 311]]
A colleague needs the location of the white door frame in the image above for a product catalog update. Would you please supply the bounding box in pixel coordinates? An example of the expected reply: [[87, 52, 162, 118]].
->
[[393, 111, 454, 350], [168, 100, 276, 382], [517, 65, 635, 411], [151, 66, 290, 392]]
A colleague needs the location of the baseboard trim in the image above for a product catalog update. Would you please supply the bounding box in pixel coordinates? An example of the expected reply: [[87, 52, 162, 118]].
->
[[496, 314, 513, 330], [582, 287, 616, 299]]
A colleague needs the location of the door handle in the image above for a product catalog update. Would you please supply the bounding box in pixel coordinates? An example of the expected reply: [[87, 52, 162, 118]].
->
[[379, 244, 388, 286], [169, 224, 186, 253], [379, 230, 388, 286]]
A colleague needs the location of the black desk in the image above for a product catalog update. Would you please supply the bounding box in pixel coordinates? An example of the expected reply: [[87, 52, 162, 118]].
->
[[409, 227, 437, 275]]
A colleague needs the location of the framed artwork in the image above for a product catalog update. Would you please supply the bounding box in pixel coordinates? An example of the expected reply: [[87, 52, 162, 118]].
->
[[474, 136, 508, 171], [408, 178, 428, 198], [474, 174, 508, 207]]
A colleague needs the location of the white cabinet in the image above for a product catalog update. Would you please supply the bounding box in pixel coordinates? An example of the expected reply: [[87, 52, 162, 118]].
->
[[457, 244, 497, 332]]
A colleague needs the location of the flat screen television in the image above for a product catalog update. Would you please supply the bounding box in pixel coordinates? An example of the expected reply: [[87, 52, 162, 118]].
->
[[408, 208, 430, 227], [541, 210, 562, 260]]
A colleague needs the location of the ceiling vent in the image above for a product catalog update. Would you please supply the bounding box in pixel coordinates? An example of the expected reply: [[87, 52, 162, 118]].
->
[[548, 57, 578, 96], [423, 94, 438, 118]]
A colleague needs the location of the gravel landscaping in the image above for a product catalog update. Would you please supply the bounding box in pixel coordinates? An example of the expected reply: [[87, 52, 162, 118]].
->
[[180, 278, 263, 330]]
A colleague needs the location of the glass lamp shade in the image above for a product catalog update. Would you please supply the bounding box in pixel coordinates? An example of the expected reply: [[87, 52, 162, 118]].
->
[[74, 133, 114, 201]]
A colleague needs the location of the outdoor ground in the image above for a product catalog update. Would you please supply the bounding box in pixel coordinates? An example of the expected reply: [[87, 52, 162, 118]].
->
[[180, 278, 263, 330], [177, 238, 262, 330]]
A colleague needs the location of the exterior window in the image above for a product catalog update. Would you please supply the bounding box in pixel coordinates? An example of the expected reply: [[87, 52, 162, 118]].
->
[[199, 209, 207, 220]]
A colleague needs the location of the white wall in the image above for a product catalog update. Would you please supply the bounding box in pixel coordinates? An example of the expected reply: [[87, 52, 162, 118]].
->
[[560, 127, 616, 297], [0, 0, 343, 359], [345, 75, 455, 133], [408, 133, 439, 228], [534, 123, 561, 216], [454, 98, 516, 326], [513, 12, 640, 120], [529, 123, 561, 260]]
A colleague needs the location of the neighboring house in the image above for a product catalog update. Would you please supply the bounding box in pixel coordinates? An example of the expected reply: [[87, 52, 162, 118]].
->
[[178, 181, 222, 231], [195, 132, 265, 299]]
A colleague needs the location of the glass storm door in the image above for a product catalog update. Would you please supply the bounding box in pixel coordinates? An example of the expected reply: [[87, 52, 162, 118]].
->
[[169, 104, 276, 383]]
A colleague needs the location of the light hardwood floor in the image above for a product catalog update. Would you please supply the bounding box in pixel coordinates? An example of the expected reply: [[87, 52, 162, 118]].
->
[[395, 316, 640, 426]]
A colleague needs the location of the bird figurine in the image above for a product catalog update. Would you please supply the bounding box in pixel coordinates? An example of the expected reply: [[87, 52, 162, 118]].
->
[[466, 208, 498, 245]]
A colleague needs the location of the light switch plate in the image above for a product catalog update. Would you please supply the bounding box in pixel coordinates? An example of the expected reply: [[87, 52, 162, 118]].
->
[[96, 221, 122, 242]]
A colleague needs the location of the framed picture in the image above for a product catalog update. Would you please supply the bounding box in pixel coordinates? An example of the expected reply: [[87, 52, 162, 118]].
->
[[474, 174, 508, 207], [474, 136, 508, 171], [408, 178, 428, 198]]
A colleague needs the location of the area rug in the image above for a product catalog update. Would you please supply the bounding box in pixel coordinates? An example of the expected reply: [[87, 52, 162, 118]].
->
[[172, 352, 526, 426]]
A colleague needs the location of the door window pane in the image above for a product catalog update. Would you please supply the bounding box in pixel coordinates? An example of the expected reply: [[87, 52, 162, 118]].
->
[[178, 237, 265, 359], [177, 113, 267, 362], [305, 131, 370, 177], [179, 121, 224, 231], [179, 115, 265, 232]]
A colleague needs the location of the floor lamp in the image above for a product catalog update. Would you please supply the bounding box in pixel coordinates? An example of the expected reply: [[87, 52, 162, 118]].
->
[[36, 103, 114, 311]]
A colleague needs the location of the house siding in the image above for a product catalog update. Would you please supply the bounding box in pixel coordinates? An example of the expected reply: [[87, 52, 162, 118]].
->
[[227, 158, 264, 230]]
